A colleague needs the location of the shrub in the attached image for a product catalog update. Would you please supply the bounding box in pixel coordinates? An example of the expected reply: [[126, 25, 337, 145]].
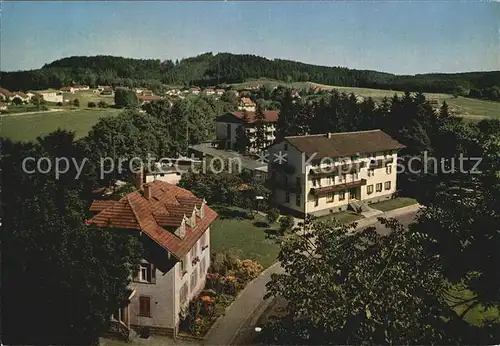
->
[[266, 208, 280, 225], [97, 100, 108, 108], [72, 98, 80, 107], [87, 101, 96, 108], [234, 259, 263, 283], [56, 102, 63, 106]]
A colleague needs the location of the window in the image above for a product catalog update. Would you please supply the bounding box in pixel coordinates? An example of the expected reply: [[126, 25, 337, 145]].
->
[[327, 176, 333, 185], [327, 192, 334, 203], [314, 195, 319, 207], [201, 256, 207, 277], [201, 232, 208, 250], [180, 283, 188, 306], [368, 169, 374, 177], [190, 246, 197, 264], [313, 178, 319, 187], [139, 296, 151, 317], [367, 185, 374, 194], [295, 194, 301, 207], [385, 181, 391, 190], [376, 183, 383, 192], [352, 172, 359, 180], [190, 270, 197, 292], [339, 191, 346, 201], [386, 165, 392, 174], [137, 262, 155, 283], [179, 257, 185, 277], [284, 143, 288, 150], [285, 192, 290, 203]]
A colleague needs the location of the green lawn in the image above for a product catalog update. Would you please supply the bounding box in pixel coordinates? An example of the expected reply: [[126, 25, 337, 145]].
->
[[210, 206, 280, 269], [63, 91, 115, 106], [316, 210, 363, 224], [445, 284, 500, 327], [369, 197, 418, 212], [1, 108, 122, 142]]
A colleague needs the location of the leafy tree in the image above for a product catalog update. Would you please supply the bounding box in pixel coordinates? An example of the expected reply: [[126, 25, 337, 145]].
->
[[31, 94, 44, 109], [88, 101, 96, 108], [73, 98, 80, 107], [263, 216, 456, 344], [97, 100, 108, 108], [11, 97, 23, 105], [278, 215, 295, 236], [1, 132, 142, 345], [411, 121, 500, 318], [114, 89, 138, 108]]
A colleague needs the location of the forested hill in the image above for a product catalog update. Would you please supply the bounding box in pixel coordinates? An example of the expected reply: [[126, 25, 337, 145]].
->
[[1, 52, 499, 97]]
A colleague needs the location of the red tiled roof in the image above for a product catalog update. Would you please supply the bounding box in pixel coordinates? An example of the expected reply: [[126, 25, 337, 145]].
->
[[0, 88, 13, 97], [86, 181, 217, 258], [13, 91, 27, 98], [89, 200, 118, 212], [285, 130, 406, 159]]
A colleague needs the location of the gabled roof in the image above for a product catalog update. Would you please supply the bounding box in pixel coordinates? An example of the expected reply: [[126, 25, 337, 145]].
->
[[284, 130, 406, 159], [216, 111, 278, 124], [86, 180, 217, 258], [0, 88, 13, 97]]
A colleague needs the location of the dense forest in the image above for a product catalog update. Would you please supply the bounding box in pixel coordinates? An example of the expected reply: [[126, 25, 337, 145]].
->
[[1, 53, 499, 100]]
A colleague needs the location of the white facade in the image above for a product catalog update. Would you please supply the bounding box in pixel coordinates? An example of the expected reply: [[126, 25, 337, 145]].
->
[[216, 121, 276, 153], [128, 229, 211, 334], [268, 138, 400, 217], [38, 91, 63, 103]]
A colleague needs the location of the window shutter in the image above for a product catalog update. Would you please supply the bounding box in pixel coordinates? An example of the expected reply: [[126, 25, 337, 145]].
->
[[151, 263, 156, 283]]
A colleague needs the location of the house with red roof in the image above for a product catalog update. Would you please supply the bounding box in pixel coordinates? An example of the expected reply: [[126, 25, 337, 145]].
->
[[215, 110, 278, 152], [87, 180, 217, 338], [0, 87, 13, 101], [238, 97, 256, 112]]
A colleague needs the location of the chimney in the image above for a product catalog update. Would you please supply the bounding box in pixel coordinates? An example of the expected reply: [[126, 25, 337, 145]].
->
[[144, 183, 152, 200], [134, 169, 144, 189]]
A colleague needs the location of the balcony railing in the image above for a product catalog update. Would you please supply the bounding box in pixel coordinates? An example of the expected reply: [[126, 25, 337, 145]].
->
[[309, 179, 367, 196], [309, 161, 366, 177]]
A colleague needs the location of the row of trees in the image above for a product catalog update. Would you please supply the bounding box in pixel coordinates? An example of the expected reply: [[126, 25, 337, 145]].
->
[[2, 53, 498, 98], [1, 91, 241, 344]]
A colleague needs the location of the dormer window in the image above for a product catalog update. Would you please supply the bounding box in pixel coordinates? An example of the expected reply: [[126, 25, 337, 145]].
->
[[186, 210, 196, 228], [175, 219, 186, 238]]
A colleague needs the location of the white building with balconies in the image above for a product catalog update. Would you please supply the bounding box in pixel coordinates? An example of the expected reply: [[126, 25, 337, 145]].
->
[[267, 130, 406, 217]]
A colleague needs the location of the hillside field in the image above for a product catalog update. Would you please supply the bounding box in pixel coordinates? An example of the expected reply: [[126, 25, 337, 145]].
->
[[1, 108, 122, 142], [232, 79, 500, 119]]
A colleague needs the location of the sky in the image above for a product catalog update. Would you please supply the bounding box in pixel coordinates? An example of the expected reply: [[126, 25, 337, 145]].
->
[[1, 1, 499, 75]]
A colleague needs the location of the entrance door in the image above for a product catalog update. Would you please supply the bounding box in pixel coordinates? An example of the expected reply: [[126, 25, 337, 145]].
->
[[349, 188, 357, 200]]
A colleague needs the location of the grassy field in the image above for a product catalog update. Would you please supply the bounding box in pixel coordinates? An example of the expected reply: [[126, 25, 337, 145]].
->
[[62, 91, 115, 106], [210, 206, 280, 269], [369, 197, 418, 212], [232, 79, 500, 119], [1, 108, 122, 142]]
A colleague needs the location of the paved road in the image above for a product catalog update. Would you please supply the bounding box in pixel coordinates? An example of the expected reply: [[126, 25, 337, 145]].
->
[[210, 205, 421, 345]]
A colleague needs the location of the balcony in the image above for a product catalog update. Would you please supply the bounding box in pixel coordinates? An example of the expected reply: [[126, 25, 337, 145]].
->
[[309, 161, 366, 177], [309, 179, 367, 196]]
